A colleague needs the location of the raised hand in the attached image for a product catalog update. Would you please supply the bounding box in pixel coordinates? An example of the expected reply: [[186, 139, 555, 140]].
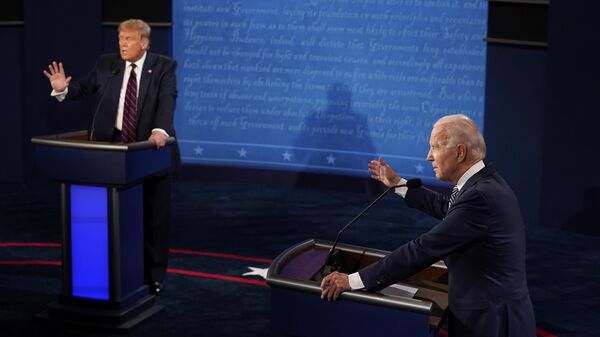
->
[[368, 157, 401, 187], [43, 61, 72, 92]]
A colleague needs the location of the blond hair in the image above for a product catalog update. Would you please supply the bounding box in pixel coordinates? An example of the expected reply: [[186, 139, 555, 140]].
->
[[118, 19, 151, 41]]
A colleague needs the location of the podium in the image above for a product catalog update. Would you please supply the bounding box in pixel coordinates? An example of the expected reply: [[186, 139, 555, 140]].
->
[[266, 239, 449, 337], [31, 130, 175, 332]]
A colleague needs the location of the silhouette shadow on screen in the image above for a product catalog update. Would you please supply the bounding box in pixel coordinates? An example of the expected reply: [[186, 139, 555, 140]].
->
[[292, 83, 377, 192]]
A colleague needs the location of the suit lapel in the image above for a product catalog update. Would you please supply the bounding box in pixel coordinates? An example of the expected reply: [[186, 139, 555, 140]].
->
[[137, 52, 156, 120], [110, 59, 126, 111]]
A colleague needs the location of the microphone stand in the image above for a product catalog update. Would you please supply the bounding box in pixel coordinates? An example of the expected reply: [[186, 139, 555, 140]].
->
[[90, 67, 120, 140], [313, 178, 422, 281], [314, 185, 395, 281], [325, 185, 395, 266]]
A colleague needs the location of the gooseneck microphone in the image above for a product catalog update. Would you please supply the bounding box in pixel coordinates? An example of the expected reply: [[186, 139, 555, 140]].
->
[[90, 67, 120, 140], [316, 178, 422, 280]]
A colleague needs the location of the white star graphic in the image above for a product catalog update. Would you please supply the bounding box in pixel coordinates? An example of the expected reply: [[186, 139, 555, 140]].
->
[[194, 146, 204, 156], [282, 151, 292, 161], [415, 163, 424, 173], [242, 267, 268, 279], [326, 154, 336, 165], [238, 148, 248, 158]]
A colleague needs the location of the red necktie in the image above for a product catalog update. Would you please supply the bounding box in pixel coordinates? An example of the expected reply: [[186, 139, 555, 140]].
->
[[121, 64, 138, 143]]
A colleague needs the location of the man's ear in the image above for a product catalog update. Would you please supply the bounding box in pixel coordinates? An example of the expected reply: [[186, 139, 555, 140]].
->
[[456, 144, 467, 162], [141, 38, 150, 50]]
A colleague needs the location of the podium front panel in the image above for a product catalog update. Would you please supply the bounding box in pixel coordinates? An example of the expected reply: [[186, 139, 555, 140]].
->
[[271, 287, 430, 337], [70, 185, 110, 300], [35, 145, 172, 186]]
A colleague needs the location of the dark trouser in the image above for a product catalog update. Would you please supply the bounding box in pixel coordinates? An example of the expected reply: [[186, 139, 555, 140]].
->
[[143, 172, 171, 283], [112, 128, 171, 283]]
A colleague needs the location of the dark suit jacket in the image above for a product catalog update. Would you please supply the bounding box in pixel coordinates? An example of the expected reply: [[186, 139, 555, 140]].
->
[[359, 164, 536, 337], [65, 52, 177, 143]]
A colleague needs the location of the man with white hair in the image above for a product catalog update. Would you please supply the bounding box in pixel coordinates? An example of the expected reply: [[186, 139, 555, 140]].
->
[[320, 114, 536, 337]]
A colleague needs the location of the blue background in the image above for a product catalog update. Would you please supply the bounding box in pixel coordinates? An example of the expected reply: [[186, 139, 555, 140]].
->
[[173, 0, 487, 184]]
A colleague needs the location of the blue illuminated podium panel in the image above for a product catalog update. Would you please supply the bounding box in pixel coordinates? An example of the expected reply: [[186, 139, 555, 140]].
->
[[70, 184, 109, 300], [31, 131, 175, 331]]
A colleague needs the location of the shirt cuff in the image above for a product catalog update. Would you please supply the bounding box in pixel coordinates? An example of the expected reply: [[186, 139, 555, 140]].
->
[[151, 128, 169, 137], [51, 88, 68, 102], [348, 272, 365, 290], [394, 178, 408, 198]]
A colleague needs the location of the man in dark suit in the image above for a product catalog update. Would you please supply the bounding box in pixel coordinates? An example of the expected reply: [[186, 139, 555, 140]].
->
[[43, 19, 177, 295], [320, 114, 536, 337]]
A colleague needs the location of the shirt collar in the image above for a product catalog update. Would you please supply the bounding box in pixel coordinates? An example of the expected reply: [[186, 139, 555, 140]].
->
[[455, 160, 485, 191], [127, 51, 147, 70]]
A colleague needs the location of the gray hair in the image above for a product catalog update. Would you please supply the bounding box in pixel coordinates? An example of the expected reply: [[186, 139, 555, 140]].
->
[[433, 114, 486, 160]]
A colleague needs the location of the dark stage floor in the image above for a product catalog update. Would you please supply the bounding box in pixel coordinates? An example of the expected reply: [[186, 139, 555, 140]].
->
[[1, 177, 599, 337]]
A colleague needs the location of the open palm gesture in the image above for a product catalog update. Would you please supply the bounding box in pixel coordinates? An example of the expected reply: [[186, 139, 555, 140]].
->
[[368, 157, 401, 187], [43, 61, 72, 92]]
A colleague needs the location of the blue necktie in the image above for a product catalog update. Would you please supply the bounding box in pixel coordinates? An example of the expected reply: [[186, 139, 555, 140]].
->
[[448, 186, 459, 210]]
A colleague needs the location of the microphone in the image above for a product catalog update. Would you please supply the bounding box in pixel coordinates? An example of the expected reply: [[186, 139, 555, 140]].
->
[[89, 67, 120, 140], [314, 178, 422, 281]]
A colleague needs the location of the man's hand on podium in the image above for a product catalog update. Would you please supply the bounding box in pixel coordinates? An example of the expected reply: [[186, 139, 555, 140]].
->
[[320, 271, 351, 301], [43, 61, 72, 93], [149, 130, 167, 149]]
